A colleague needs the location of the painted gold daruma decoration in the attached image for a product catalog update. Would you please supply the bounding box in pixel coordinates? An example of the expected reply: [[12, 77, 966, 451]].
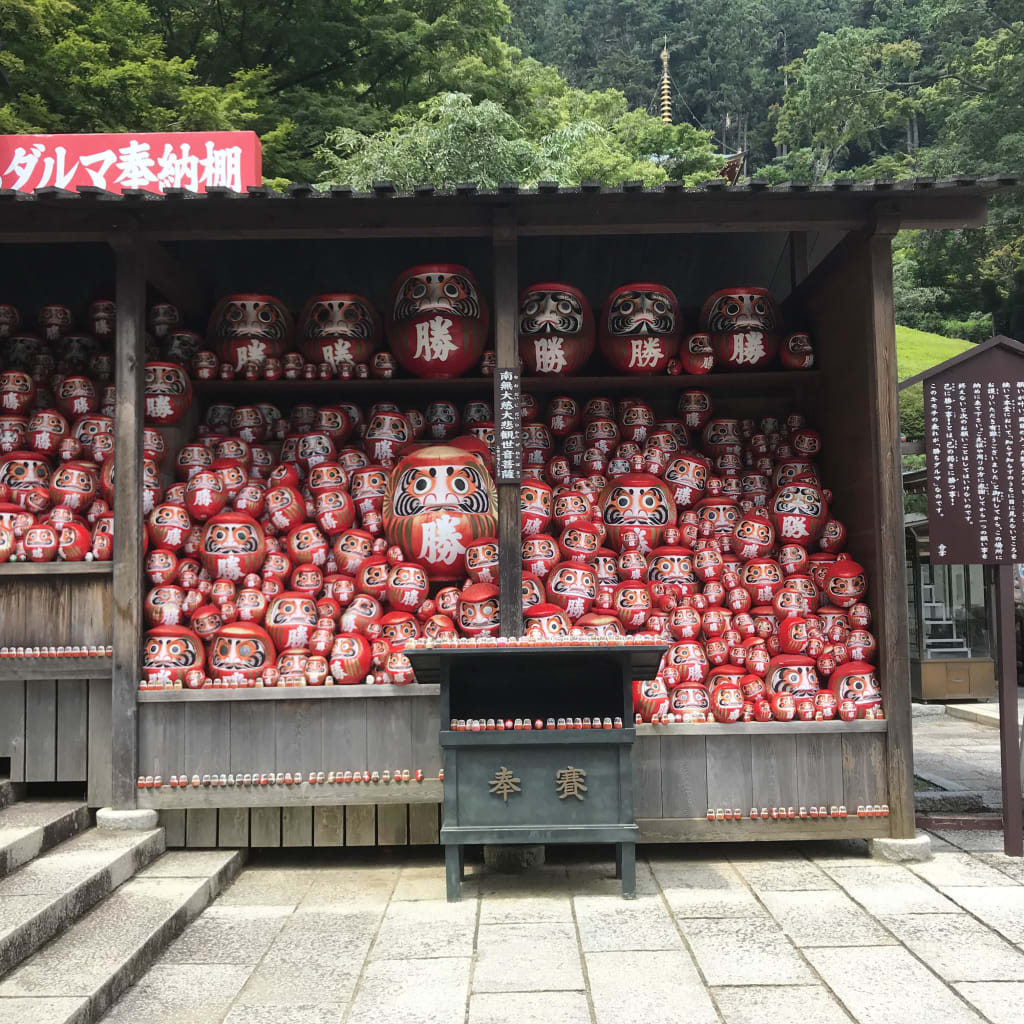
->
[[298, 293, 381, 370], [387, 264, 489, 379], [518, 282, 594, 376], [383, 444, 497, 581], [599, 283, 681, 374]]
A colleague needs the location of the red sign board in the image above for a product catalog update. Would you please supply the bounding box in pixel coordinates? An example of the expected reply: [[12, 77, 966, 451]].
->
[[0, 131, 261, 195], [916, 337, 1024, 564]]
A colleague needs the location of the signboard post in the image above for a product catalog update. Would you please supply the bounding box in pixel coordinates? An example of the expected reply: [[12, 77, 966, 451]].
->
[[0, 131, 261, 195], [903, 336, 1024, 855]]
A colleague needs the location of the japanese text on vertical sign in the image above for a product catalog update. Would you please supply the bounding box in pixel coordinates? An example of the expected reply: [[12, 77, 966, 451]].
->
[[0, 132, 261, 195], [496, 368, 522, 483], [921, 343, 1024, 564]]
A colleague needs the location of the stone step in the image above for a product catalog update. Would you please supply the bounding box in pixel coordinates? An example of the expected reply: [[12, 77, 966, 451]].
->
[[0, 780, 24, 810], [0, 849, 245, 1024], [0, 800, 91, 878], [0, 826, 165, 979]]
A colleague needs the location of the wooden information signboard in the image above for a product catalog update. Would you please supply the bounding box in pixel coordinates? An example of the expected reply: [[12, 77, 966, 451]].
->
[[904, 335, 1024, 855]]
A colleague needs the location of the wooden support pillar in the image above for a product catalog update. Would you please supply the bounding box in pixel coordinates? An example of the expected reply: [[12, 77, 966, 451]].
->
[[492, 214, 522, 636], [110, 232, 146, 809], [789, 231, 809, 292], [996, 565, 1023, 856], [866, 224, 916, 839]]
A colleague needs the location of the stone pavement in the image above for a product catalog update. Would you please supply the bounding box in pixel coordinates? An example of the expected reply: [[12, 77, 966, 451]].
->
[[94, 833, 1024, 1024], [913, 706, 1006, 810]]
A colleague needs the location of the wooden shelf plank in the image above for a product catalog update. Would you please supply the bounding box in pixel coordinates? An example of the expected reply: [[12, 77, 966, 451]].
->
[[0, 562, 114, 577], [136, 779, 443, 809], [635, 720, 887, 737], [521, 370, 819, 393], [137, 683, 440, 703], [0, 656, 112, 681]]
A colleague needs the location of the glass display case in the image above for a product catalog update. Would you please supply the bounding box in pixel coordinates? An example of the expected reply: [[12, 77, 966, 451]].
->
[[906, 517, 996, 700]]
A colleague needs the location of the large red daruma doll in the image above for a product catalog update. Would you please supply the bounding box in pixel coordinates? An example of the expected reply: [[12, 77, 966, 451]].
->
[[298, 293, 381, 371], [207, 294, 293, 371], [599, 283, 681, 374], [383, 444, 498, 582], [144, 362, 192, 426], [598, 472, 677, 553], [387, 264, 489, 378], [518, 283, 595, 376], [699, 287, 780, 370]]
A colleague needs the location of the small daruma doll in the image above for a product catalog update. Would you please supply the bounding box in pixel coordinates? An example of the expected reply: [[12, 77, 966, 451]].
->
[[142, 626, 205, 688], [545, 561, 596, 621], [144, 362, 192, 426], [599, 473, 676, 554], [457, 583, 500, 637], [821, 560, 868, 610], [518, 282, 595, 376], [383, 444, 498, 581], [770, 482, 828, 547], [208, 623, 277, 685], [829, 660, 882, 717], [387, 264, 489, 378], [524, 602, 571, 641], [599, 283, 681, 374], [700, 287, 779, 370], [298, 293, 380, 370], [465, 536, 500, 584]]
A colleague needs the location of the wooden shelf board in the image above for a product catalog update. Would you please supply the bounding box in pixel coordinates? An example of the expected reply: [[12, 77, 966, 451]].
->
[[0, 562, 113, 577], [521, 370, 819, 393], [635, 719, 888, 737], [136, 779, 443, 809], [137, 682, 440, 703], [0, 656, 113, 681]]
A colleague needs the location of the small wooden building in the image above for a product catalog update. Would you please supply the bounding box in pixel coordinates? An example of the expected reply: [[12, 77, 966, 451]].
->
[[0, 176, 1015, 848]]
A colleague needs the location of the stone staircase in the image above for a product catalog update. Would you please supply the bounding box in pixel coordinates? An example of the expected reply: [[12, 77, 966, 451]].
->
[[0, 781, 245, 1024]]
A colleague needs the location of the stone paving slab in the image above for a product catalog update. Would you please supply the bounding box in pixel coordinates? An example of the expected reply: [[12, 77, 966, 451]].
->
[[823, 863, 960, 914], [805, 946, 987, 1024], [472, 922, 582, 992], [347, 957, 472, 1024], [940, 886, 1024, 944], [101, 963, 253, 1023], [371, 899, 476, 960], [758, 890, 895, 947], [954, 981, 1024, 1024], [586, 949, 718, 1024], [679, 917, 816, 986], [468, 991, 591, 1024], [573, 894, 682, 952], [712, 984, 854, 1024], [879, 912, 1024, 982], [0, 996, 90, 1024]]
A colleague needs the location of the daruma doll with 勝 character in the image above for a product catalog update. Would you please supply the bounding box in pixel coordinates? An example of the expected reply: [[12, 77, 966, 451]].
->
[[382, 444, 497, 582], [387, 264, 489, 379]]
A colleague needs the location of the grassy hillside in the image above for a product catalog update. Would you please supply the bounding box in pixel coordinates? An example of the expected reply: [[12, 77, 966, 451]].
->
[[896, 325, 972, 382], [896, 325, 974, 443]]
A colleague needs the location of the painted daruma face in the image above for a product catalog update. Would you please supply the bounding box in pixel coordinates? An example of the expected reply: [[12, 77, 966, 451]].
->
[[545, 561, 596, 621], [298, 293, 380, 369], [457, 583, 500, 637], [517, 283, 595, 376], [699, 287, 779, 371], [144, 362, 192, 425], [208, 294, 293, 346], [382, 445, 497, 581], [199, 512, 266, 581], [265, 593, 318, 652], [599, 473, 676, 554], [208, 623, 276, 683], [387, 264, 489, 379], [143, 627, 205, 687], [822, 561, 868, 609], [770, 483, 828, 546], [599, 283, 681, 374]]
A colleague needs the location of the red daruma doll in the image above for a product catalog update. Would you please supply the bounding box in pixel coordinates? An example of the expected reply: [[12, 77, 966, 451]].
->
[[298, 293, 380, 371], [599, 283, 681, 374], [387, 264, 489, 378], [699, 287, 779, 371], [518, 283, 595, 376], [382, 445, 498, 582]]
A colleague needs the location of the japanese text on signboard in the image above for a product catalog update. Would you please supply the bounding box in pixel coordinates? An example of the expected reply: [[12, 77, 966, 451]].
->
[[0, 132, 262, 195], [923, 344, 1024, 564], [496, 369, 522, 483]]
